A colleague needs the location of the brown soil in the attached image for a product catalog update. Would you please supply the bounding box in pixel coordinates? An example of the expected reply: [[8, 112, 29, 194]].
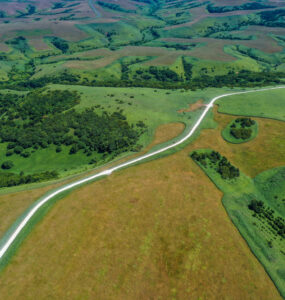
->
[[178, 99, 205, 113]]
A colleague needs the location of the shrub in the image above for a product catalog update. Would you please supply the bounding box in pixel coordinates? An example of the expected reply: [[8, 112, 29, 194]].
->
[[2, 161, 14, 169]]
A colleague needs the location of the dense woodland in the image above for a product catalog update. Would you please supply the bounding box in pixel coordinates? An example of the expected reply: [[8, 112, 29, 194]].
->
[[0, 89, 145, 187], [0, 89, 144, 157]]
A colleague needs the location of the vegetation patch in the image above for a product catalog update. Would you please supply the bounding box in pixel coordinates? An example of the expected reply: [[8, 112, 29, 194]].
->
[[190, 149, 285, 298], [222, 117, 258, 144], [0, 88, 147, 185]]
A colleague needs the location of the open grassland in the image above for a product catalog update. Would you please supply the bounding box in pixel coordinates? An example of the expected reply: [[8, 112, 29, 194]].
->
[[0, 113, 282, 299], [0, 121, 184, 238], [217, 88, 285, 121]]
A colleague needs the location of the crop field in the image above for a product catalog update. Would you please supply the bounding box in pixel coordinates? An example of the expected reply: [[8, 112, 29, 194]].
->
[[0, 108, 283, 299]]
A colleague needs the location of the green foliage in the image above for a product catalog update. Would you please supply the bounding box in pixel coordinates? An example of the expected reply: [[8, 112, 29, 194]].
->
[[248, 199, 285, 238], [191, 150, 240, 180], [1, 160, 13, 170], [207, 2, 275, 13], [5, 36, 30, 55], [49, 37, 69, 53], [0, 88, 145, 173], [18, 89, 80, 120], [223, 117, 257, 143], [0, 170, 58, 188], [191, 150, 285, 297], [97, 1, 135, 13]]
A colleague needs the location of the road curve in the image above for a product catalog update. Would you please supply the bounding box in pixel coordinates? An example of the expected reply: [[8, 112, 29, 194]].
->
[[0, 86, 284, 263]]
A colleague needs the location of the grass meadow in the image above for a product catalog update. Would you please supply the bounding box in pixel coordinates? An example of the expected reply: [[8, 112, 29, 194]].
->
[[217, 88, 285, 121]]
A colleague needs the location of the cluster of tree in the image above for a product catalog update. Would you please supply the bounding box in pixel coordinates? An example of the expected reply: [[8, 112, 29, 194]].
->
[[49, 36, 69, 53], [249, 199, 285, 238], [0, 92, 23, 115], [191, 150, 240, 180], [233, 118, 255, 128], [5, 36, 30, 54], [52, 2, 65, 9], [230, 128, 252, 140], [133, 66, 181, 82], [17, 89, 80, 120], [0, 170, 58, 188], [182, 57, 193, 81], [207, 2, 274, 13], [0, 89, 145, 159], [159, 43, 194, 50], [211, 33, 253, 40], [16, 4, 36, 17], [230, 117, 255, 140], [258, 9, 285, 27], [14, 71, 80, 89]]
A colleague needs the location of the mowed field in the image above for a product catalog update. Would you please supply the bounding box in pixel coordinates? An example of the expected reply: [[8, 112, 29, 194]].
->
[[0, 109, 283, 299]]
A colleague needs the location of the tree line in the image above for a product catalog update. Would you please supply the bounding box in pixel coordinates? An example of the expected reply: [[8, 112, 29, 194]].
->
[[191, 150, 240, 180]]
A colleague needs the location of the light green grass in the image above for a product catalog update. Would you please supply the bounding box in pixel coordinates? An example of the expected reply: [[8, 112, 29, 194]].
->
[[217, 88, 285, 121]]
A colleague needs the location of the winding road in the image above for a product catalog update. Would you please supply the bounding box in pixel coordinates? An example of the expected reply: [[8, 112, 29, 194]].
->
[[0, 86, 284, 265]]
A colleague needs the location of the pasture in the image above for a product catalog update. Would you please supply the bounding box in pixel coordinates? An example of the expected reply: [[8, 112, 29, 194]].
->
[[0, 108, 283, 299], [217, 88, 285, 121]]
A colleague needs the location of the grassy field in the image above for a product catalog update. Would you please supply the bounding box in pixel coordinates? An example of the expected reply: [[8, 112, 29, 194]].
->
[[0, 105, 284, 299], [217, 88, 285, 121], [0, 121, 184, 238], [0, 85, 233, 177]]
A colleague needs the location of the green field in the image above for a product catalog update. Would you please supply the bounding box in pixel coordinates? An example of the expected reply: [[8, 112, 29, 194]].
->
[[217, 88, 285, 121]]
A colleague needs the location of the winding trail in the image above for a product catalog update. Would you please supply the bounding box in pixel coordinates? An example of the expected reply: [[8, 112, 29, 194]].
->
[[0, 86, 284, 265]]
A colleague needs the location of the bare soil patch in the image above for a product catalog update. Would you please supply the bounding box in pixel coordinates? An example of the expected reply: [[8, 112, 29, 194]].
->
[[178, 99, 205, 113]]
